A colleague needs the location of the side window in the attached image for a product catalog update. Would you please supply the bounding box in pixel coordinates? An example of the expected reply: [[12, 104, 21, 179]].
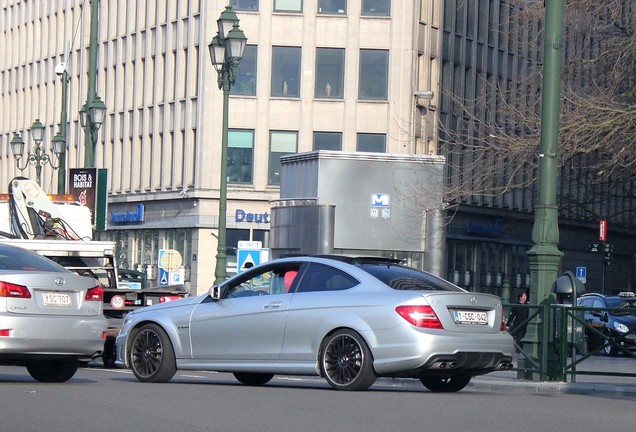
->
[[295, 263, 359, 293], [592, 299, 605, 308], [225, 264, 301, 297]]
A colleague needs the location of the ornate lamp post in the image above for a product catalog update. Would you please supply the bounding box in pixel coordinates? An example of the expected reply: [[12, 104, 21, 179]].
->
[[208, 6, 247, 284], [10, 119, 65, 185]]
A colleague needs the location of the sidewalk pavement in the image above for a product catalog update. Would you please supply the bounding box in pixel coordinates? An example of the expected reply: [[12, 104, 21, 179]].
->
[[383, 354, 636, 396]]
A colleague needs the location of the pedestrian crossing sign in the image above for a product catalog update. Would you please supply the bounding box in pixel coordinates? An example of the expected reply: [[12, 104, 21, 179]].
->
[[237, 248, 270, 273]]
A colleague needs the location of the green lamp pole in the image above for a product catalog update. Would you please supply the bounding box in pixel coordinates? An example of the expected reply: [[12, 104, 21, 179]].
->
[[208, 6, 247, 284], [82, 0, 107, 167], [522, 0, 565, 381], [56, 61, 69, 193]]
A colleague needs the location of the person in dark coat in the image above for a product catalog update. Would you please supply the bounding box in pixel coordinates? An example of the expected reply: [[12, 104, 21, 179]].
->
[[507, 291, 529, 349]]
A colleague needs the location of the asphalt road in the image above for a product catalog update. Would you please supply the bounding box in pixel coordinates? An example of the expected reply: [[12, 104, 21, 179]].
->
[[1, 365, 634, 432]]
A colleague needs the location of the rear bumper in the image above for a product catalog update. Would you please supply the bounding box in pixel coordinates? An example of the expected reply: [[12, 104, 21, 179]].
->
[[0, 313, 107, 357], [367, 325, 515, 377]]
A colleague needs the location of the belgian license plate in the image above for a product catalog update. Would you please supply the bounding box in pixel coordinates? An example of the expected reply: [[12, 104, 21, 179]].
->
[[43, 292, 71, 307], [453, 310, 488, 325]]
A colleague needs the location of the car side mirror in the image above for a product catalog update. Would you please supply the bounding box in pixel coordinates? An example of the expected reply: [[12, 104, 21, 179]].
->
[[591, 310, 604, 318], [209, 285, 223, 301]]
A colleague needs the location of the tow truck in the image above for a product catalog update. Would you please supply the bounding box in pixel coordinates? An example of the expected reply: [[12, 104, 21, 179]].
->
[[1, 177, 188, 367]]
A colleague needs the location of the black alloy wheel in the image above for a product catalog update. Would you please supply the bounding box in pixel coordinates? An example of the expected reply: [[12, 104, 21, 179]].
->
[[129, 323, 177, 383], [320, 329, 376, 391]]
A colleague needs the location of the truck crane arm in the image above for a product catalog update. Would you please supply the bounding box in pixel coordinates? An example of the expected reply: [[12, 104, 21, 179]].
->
[[8, 176, 82, 240]]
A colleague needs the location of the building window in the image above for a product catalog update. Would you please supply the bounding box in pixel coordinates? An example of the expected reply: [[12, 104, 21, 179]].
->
[[269, 131, 298, 185], [359, 49, 388, 100], [357, 133, 386, 152], [230, 0, 259, 11], [228, 129, 254, 184], [315, 48, 344, 99], [271, 46, 301, 97], [231, 45, 257, 96], [362, 0, 390, 16], [274, 0, 302, 12], [318, 0, 346, 14], [313, 132, 342, 150]]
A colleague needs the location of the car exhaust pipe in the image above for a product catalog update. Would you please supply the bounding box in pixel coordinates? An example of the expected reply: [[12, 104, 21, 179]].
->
[[449, 362, 457, 369], [439, 362, 447, 369]]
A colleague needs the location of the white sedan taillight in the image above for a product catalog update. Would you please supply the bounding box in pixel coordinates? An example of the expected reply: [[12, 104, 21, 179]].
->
[[85, 285, 104, 301], [0, 281, 32, 299]]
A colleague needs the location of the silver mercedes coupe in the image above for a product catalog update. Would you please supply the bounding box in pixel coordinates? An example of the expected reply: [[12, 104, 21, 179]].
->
[[116, 256, 514, 392]]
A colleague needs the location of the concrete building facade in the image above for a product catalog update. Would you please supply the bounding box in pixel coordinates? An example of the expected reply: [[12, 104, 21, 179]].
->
[[3, 1, 634, 298], [1, 1, 441, 295]]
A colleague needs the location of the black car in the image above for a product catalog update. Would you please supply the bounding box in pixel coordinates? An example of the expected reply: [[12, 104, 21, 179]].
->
[[577, 292, 636, 356]]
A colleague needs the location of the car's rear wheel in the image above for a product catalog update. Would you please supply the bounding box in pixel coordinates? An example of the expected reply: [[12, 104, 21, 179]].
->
[[320, 329, 376, 391], [233, 372, 274, 386], [419, 373, 471, 392], [102, 337, 117, 368], [26, 358, 79, 383], [129, 323, 176, 383]]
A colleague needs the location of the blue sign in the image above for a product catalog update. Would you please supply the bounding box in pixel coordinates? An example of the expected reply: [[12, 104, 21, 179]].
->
[[237, 248, 270, 273], [576, 267, 587, 279], [158, 268, 169, 286], [371, 193, 390, 207], [111, 204, 145, 224]]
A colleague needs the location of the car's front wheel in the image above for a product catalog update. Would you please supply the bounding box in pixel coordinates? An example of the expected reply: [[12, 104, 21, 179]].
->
[[419, 373, 471, 392], [320, 329, 376, 391], [233, 372, 274, 386], [26, 358, 79, 383], [129, 323, 177, 383]]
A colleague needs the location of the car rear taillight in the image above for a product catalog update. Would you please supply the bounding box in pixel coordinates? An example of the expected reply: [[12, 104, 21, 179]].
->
[[160, 295, 182, 303], [396, 305, 444, 329], [85, 285, 104, 301], [0, 281, 32, 299], [500, 315, 507, 332], [0, 329, 11, 337]]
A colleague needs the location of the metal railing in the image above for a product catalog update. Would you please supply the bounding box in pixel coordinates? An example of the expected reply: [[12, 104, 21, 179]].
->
[[504, 303, 636, 382]]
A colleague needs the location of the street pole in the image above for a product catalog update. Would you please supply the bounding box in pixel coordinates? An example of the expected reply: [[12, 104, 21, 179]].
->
[[215, 80, 230, 284], [522, 0, 565, 381], [209, 6, 247, 284], [84, 0, 100, 168], [57, 66, 69, 193]]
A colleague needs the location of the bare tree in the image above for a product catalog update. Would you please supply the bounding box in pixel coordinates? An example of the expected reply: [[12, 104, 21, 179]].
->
[[440, 0, 636, 225]]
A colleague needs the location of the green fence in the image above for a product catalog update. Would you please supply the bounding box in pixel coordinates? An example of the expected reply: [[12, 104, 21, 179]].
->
[[504, 303, 636, 382]]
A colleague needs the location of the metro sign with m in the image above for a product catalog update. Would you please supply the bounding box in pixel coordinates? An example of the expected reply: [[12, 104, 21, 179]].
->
[[371, 193, 390, 207]]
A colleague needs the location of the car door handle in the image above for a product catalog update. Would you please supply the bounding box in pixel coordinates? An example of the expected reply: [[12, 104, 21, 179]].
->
[[263, 301, 282, 310]]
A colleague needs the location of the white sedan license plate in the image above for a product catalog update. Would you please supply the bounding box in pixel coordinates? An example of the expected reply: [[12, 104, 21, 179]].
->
[[43, 292, 71, 307], [453, 310, 488, 325]]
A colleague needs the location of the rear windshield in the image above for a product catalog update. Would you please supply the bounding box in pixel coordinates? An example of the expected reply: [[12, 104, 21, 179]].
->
[[0, 244, 68, 273], [358, 263, 465, 292]]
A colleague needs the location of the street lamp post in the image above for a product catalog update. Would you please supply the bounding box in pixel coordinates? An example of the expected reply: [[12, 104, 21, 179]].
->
[[82, 0, 106, 167], [521, 0, 565, 381], [208, 6, 247, 284], [55, 60, 70, 194], [10, 119, 65, 185]]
